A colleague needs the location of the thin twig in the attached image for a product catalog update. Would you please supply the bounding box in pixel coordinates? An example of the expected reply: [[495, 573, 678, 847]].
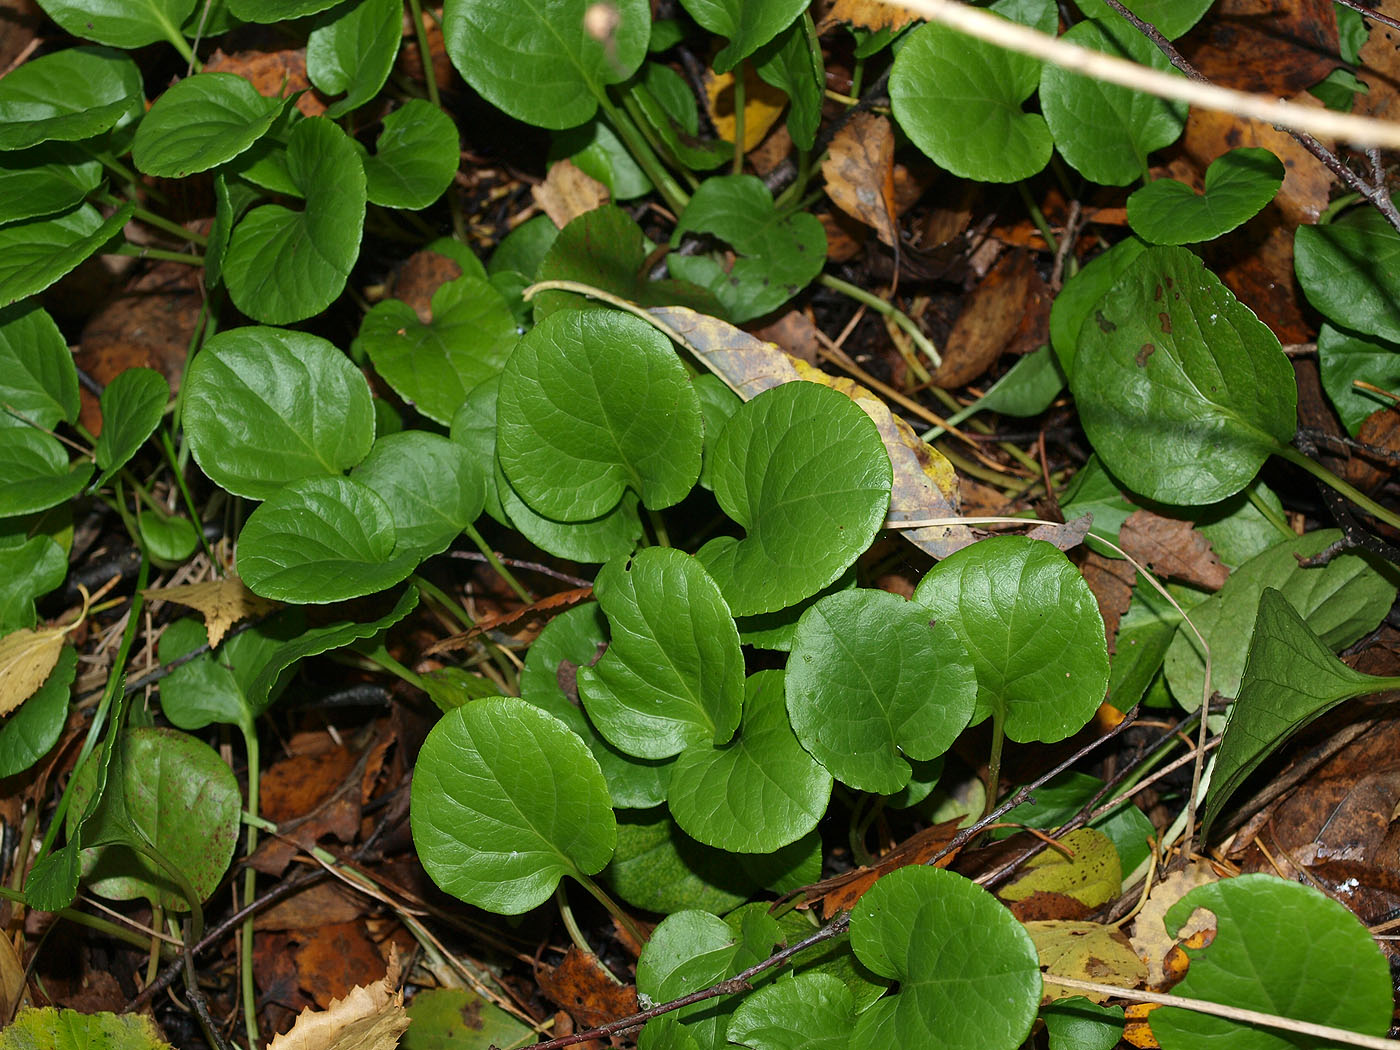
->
[[1335, 0, 1400, 33]]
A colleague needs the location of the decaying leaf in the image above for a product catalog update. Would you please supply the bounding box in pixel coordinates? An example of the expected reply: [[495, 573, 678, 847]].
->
[[427, 586, 595, 655], [798, 818, 962, 917], [823, 113, 898, 248], [1024, 920, 1148, 1003], [267, 948, 408, 1050], [1027, 514, 1094, 553], [818, 0, 919, 35], [536, 945, 639, 1028], [143, 574, 279, 648], [1128, 860, 1218, 988], [998, 828, 1122, 917], [932, 249, 1037, 388], [704, 64, 787, 151], [0, 626, 67, 717], [1118, 510, 1229, 591], [533, 160, 609, 230], [0, 933, 26, 1019]]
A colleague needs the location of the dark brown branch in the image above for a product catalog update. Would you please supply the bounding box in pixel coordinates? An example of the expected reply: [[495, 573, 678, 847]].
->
[[1334, 0, 1400, 34]]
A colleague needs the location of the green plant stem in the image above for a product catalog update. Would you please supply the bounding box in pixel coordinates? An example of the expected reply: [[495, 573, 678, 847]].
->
[[125, 200, 209, 247], [1015, 182, 1057, 254], [159, 429, 218, 570], [0, 886, 162, 952], [114, 244, 204, 265], [818, 273, 943, 370], [618, 90, 701, 193], [774, 148, 812, 213], [1246, 483, 1295, 540], [572, 872, 647, 947], [598, 93, 690, 214], [646, 508, 671, 548], [924, 385, 1042, 474], [412, 574, 473, 632], [1277, 444, 1400, 532], [850, 56, 865, 99], [94, 153, 152, 195], [240, 727, 262, 1047], [731, 62, 746, 175], [463, 522, 534, 603], [982, 712, 1007, 823], [404, 0, 441, 109], [352, 644, 429, 691], [555, 884, 593, 956]]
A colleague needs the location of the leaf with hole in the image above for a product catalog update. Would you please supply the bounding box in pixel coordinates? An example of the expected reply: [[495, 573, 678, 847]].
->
[[183, 326, 374, 500], [1071, 245, 1296, 505], [410, 696, 617, 914], [0, 46, 143, 150], [0, 202, 135, 309], [132, 73, 286, 177], [0, 303, 79, 431], [0, 428, 94, 518], [0, 145, 104, 226], [698, 381, 891, 616], [913, 535, 1109, 743], [1294, 205, 1400, 343], [307, 0, 401, 118], [350, 431, 485, 561], [1316, 322, 1400, 436], [92, 368, 169, 492], [1128, 148, 1284, 245], [361, 99, 460, 208]]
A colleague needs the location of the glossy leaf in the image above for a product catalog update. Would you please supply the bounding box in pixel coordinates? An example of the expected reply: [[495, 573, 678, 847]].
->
[[2, 1007, 170, 1050], [753, 15, 823, 150], [849, 866, 1040, 1050], [410, 696, 617, 914], [0, 202, 135, 309], [497, 309, 703, 519], [1316, 322, 1400, 436], [669, 175, 826, 323], [449, 377, 509, 526], [156, 614, 304, 733], [678, 0, 807, 72], [0, 46, 143, 151], [1294, 206, 1400, 343], [0, 536, 67, 633], [1072, 246, 1296, 505], [92, 368, 169, 491], [133, 73, 284, 177], [698, 381, 892, 616], [183, 326, 374, 501], [350, 431, 485, 560], [228, 0, 339, 19], [224, 117, 367, 324], [0, 146, 104, 226], [1041, 998, 1124, 1050], [138, 510, 198, 563], [1128, 148, 1284, 245], [0, 644, 74, 778], [499, 461, 645, 563], [1151, 876, 1392, 1050], [578, 548, 743, 759], [606, 809, 754, 915], [1048, 236, 1147, 373], [1071, 0, 1211, 39], [235, 476, 419, 603], [36, 0, 195, 46], [975, 345, 1067, 417], [785, 588, 977, 793], [0, 303, 79, 430], [441, 0, 651, 129], [308, 0, 401, 118], [362, 99, 459, 208], [358, 274, 518, 425], [552, 119, 652, 200], [913, 536, 1109, 743], [734, 568, 854, 652], [667, 670, 832, 852], [728, 973, 855, 1050], [0, 428, 93, 517]]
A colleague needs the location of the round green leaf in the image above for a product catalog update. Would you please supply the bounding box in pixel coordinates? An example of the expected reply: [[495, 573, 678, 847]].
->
[[0, 145, 104, 227], [224, 116, 367, 324], [1048, 236, 1147, 373], [133, 73, 284, 178], [1128, 148, 1284, 245], [0, 644, 74, 778], [308, 0, 401, 119], [850, 866, 1040, 1050], [913, 536, 1108, 743], [92, 368, 169, 490], [441, 0, 650, 129], [606, 809, 755, 915], [1071, 245, 1296, 505], [183, 326, 374, 500], [677, 0, 806, 72], [1151, 876, 1392, 1050], [499, 462, 645, 563], [137, 509, 198, 563], [578, 548, 744, 760], [785, 589, 977, 793], [728, 972, 855, 1050], [33, 0, 195, 47], [497, 309, 702, 520], [666, 670, 833, 853], [697, 381, 891, 616], [228, 0, 339, 19], [0, 302, 78, 430], [362, 99, 460, 208], [359, 275, 518, 425], [0, 202, 135, 309], [235, 476, 419, 603], [890, 18, 1050, 183], [1041, 998, 1124, 1050], [489, 213, 558, 279], [0, 46, 143, 151], [350, 431, 485, 560], [1317, 322, 1400, 435], [0, 428, 93, 517], [1040, 18, 1186, 187], [1295, 208, 1400, 342], [410, 696, 617, 914]]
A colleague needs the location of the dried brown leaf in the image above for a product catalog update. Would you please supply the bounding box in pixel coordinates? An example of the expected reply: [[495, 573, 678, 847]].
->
[[143, 575, 278, 648], [822, 113, 898, 247], [267, 949, 407, 1050], [533, 160, 609, 230], [932, 249, 1035, 388], [1119, 510, 1229, 591], [799, 818, 962, 917], [1128, 861, 1218, 988], [536, 946, 639, 1029]]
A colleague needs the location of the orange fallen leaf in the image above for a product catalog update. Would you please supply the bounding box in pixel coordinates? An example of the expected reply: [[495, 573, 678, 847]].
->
[[818, 0, 919, 35], [1119, 509, 1228, 591], [799, 817, 963, 917], [426, 586, 595, 655]]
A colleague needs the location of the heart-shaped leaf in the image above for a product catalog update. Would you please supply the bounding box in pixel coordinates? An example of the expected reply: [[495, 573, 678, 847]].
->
[[410, 696, 617, 914], [350, 431, 486, 560], [0, 302, 79, 430], [914, 536, 1109, 743], [0, 428, 93, 517], [1294, 199, 1400, 343], [1316, 322, 1400, 435], [0, 202, 136, 308], [32, 0, 195, 48], [850, 866, 1041, 1050], [785, 588, 977, 793], [0, 46, 143, 150], [728, 972, 855, 1050], [698, 381, 892, 616], [441, 0, 651, 129], [0, 145, 104, 226], [0, 644, 74, 778], [224, 116, 367, 324], [361, 99, 459, 208], [132, 73, 285, 177], [183, 326, 374, 500], [579, 548, 744, 759], [1071, 245, 1296, 505], [606, 808, 755, 915], [1128, 148, 1284, 245], [307, 0, 401, 118], [497, 309, 702, 520], [676, 0, 807, 72], [92, 368, 169, 491]]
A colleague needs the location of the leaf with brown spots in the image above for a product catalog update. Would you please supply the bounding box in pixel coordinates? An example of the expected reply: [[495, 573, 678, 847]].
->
[[1119, 509, 1229, 591], [823, 113, 899, 248], [1025, 920, 1148, 1004]]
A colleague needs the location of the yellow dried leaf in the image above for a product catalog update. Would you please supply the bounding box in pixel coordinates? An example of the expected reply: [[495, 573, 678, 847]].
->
[[0, 626, 67, 717], [818, 0, 919, 34], [267, 951, 408, 1050], [1128, 860, 1218, 987], [823, 113, 899, 247], [532, 158, 610, 230], [1024, 920, 1148, 1004], [999, 828, 1122, 910], [143, 575, 278, 648], [0, 933, 27, 1018], [704, 64, 786, 152]]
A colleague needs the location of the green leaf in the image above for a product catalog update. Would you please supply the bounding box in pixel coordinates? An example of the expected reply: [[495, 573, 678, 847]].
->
[[183, 326, 374, 501], [410, 696, 617, 914], [1202, 589, 1400, 837], [157, 613, 305, 732], [677, 0, 807, 72], [235, 476, 420, 603], [1108, 580, 1195, 713], [0, 145, 104, 226], [785, 588, 976, 793], [698, 381, 892, 616], [489, 214, 558, 279], [34, 0, 195, 47], [632, 66, 734, 174], [605, 808, 755, 915], [975, 345, 1067, 417], [0, 202, 135, 309], [579, 548, 744, 759], [138, 509, 198, 563], [1316, 322, 1400, 435], [1128, 148, 1284, 245], [362, 99, 460, 208], [441, 0, 650, 129], [224, 116, 367, 324], [228, 0, 339, 19], [1163, 529, 1398, 708], [132, 73, 284, 178], [728, 973, 855, 1050], [1042, 998, 1124, 1050], [499, 461, 645, 562], [449, 377, 510, 525], [734, 568, 854, 652], [0, 46, 143, 151], [1294, 206, 1400, 342], [913, 536, 1109, 743], [308, 0, 401, 118], [350, 431, 485, 560], [402, 988, 532, 1050], [0, 536, 67, 633], [1048, 236, 1147, 373], [890, 15, 1050, 183], [849, 866, 1041, 1050], [92, 368, 169, 491], [552, 120, 653, 200], [358, 275, 518, 425], [667, 669, 832, 852], [1040, 18, 1186, 186], [1194, 479, 1290, 568], [669, 175, 826, 323], [0, 644, 74, 778], [753, 15, 823, 150], [0, 428, 93, 517], [0, 302, 79, 430], [1071, 245, 1296, 505], [0, 1007, 172, 1050], [497, 309, 702, 519], [1151, 876, 1393, 1050], [1071, 0, 1211, 39]]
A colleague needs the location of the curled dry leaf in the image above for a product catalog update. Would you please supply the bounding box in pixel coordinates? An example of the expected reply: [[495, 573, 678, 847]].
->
[[1026, 514, 1094, 553], [267, 948, 408, 1050], [798, 817, 962, 918], [143, 574, 279, 648], [1118, 509, 1229, 592], [533, 159, 610, 230], [823, 112, 899, 248], [536, 945, 639, 1028]]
